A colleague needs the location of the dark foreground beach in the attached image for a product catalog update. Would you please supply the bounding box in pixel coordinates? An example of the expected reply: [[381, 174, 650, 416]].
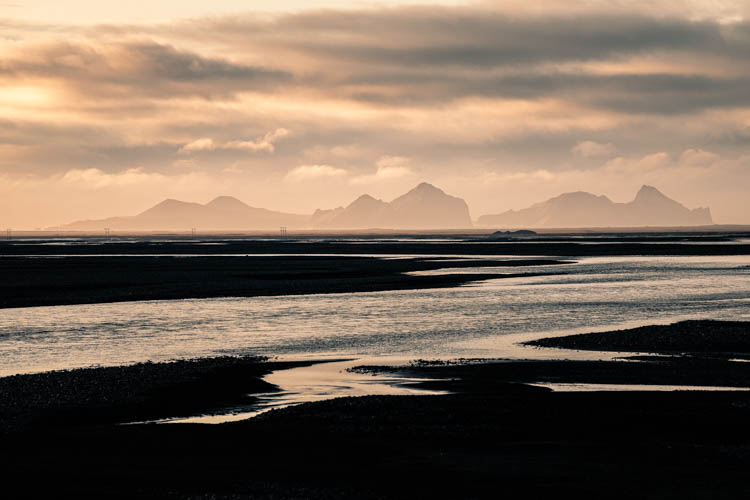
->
[[0, 255, 566, 309], [2, 232, 749, 309], [2, 320, 749, 499]]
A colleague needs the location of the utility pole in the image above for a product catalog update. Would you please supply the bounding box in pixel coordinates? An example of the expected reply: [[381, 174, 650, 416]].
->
[[5, 229, 10, 240], [104, 227, 110, 239], [280, 226, 287, 237], [191, 227, 196, 237]]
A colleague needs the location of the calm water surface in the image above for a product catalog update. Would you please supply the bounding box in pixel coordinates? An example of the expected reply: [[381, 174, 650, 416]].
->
[[1, 255, 749, 377]]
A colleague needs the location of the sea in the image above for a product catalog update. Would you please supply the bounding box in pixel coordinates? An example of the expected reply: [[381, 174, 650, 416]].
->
[[2, 251, 748, 377]]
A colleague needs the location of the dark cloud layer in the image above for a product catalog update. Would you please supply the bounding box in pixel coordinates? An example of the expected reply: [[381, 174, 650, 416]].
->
[[2, 4, 750, 226], [257, 11, 735, 65], [0, 41, 290, 98], [3, 8, 750, 112]]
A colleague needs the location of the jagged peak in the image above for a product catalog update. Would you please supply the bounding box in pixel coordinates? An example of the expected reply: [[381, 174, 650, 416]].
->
[[157, 198, 184, 205], [346, 194, 387, 209], [410, 182, 443, 194], [137, 197, 203, 217], [551, 191, 611, 203], [146, 198, 198, 209], [205, 195, 248, 208], [349, 194, 385, 206], [392, 183, 455, 204], [634, 185, 669, 201]]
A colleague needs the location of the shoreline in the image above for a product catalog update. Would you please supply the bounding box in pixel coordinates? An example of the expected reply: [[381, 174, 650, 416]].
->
[[3, 320, 749, 431], [0, 255, 567, 309], [3, 234, 750, 257], [525, 319, 750, 357], [0, 356, 312, 434], [2, 320, 750, 497]]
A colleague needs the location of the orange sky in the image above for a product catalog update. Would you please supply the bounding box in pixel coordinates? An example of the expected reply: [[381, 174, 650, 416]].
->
[[1, 1, 749, 228]]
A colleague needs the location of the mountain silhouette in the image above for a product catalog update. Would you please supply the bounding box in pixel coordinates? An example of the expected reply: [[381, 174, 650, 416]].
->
[[477, 185, 712, 228], [62, 183, 473, 230], [310, 183, 472, 229], [63, 196, 308, 230]]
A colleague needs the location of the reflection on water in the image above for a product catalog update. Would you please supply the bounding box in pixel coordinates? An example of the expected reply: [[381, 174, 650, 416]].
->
[[0, 255, 749, 377], [158, 359, 448, 424], [531, 383, 750, 392]]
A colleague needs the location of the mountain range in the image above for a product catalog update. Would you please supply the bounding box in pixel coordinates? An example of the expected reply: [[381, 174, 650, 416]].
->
[[310, 183, 471, 228], [61, 183, 712, 231], [63, 196, 308, 231], [62, 183, 472, 230], [477, 185, 712, 228]]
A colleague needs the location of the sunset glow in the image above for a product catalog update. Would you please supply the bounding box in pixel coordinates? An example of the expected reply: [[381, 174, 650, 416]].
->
[[1, 1, 749, 228]]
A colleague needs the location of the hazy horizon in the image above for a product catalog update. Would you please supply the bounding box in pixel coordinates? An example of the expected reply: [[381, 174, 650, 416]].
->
[[49, 182, 714, 231], [2, 1, 750, 228]]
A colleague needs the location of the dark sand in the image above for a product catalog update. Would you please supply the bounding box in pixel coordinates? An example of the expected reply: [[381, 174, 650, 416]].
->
[[2, 321, 750, 498], [526, 319, 750, 357], [355, 356, 750, 390], [0, 357, 314, 434], [3, 233, 748, 309], [2, 235, 750, 256], [2, 233, 749, 498], [0, 255, 567, 308], [4, 389, 749, 499]]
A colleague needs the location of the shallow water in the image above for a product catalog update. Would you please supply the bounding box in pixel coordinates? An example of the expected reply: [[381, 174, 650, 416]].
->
[[1, 255, 748, 377], [155, 358, 450, 424]]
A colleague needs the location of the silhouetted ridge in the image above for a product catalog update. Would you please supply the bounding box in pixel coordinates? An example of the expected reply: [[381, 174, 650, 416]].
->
[[634, 185, 668, 202], [478, 186, 712, 228], [205, 196, 251, 210], [311, 182, 472, 228], [63, 195, 308, 231], [62, 182, 473, 230], [138, 198, 203, 217]]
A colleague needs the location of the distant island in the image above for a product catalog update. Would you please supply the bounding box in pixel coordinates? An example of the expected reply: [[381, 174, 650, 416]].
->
[[310, 183, 471, 229], [62, 182, 473, 231], [487, 230, 537, 240], [477, 185, 712, 228], [61, 183, 713, 231]]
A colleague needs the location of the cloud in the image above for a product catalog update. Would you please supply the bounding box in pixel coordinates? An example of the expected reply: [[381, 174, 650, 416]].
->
[[571, 140, 616, 157], [179, 138, 216, 153], [679, 148, 720, 166], [153, 9, 750, 112], [4, 9, 750, 112], [373, 156, 414, 178], [224, 128, 290, 153], [2, 5, 750, 226], [350, 156, 415, 185], [604, 152, 672, 173], [179, 129, 290, 154], [0, 40, 290, 100], [60, 167, 166, 189], [284, 164, 348, 182]]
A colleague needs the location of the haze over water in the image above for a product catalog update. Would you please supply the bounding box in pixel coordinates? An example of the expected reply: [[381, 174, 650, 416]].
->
[[2, 254, 748, 376]]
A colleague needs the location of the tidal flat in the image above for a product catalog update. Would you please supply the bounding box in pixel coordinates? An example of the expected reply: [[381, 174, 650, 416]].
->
[[0, 255, 566, 309], [1, 321, 749, 498], [1, 235, 749, 498]]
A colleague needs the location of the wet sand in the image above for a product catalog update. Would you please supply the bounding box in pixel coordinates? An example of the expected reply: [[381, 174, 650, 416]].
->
[[526, 319, 750, 357], [0, 356, 314, 434], [2, 235, 750, 256], [2, 235, 749, 497], [2, 321, 749, 498], [3, 233, 749, 309], [2, 377, 749, 498], [0, 255, 566, 308]]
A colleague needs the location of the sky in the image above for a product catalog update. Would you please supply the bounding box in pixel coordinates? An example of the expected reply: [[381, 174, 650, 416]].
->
[[1, 0, 749, 228]]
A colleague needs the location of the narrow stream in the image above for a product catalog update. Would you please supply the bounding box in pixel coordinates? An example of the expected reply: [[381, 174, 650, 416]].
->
[[149, 329, 750, 425], [161, 358, 448, 424]]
